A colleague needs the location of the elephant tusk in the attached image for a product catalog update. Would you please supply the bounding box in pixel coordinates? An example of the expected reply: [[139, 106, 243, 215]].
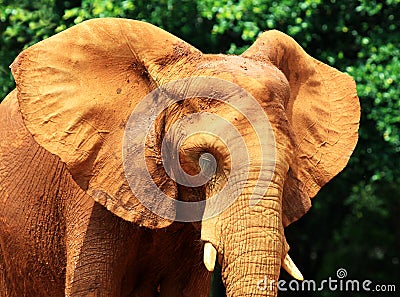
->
[[203, 242, 217, 272], [282, 254, 304, 281]]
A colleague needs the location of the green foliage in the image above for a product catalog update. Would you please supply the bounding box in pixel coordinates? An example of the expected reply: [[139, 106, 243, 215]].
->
[[349, 44, 400, 152], [0, 0, 60, 96], [1, 0, 399, 296]]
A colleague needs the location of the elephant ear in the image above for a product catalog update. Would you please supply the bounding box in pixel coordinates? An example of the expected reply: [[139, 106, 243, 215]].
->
[[11, 18, 201, 228], [242, 30, 360, 226]]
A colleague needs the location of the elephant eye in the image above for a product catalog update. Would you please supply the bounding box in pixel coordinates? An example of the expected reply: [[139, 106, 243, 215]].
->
[[198, 152, 217, 179]]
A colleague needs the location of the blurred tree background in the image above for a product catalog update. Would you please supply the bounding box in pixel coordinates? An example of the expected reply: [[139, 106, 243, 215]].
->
[[1, 0, 399, 296]]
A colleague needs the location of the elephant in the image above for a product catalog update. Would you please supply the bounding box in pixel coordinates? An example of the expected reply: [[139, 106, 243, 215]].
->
[[0, 18, 360, 297]]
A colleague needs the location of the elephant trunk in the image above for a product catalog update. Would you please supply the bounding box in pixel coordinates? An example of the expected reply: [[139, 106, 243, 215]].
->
[[220, 180, 285, 297]]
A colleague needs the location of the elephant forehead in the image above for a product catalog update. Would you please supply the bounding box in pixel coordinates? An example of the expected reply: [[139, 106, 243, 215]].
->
[[192, 55, 290, 103], [196, 55, 284, 81], [197, 54, 257, 68]]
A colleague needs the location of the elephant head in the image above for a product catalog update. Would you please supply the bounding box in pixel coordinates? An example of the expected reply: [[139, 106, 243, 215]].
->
[[10, 18, 360, 296]]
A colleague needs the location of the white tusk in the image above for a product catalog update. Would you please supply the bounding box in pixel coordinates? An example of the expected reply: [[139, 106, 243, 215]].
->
[[282, 254, 304, 281], [203, 242, 217, 272]]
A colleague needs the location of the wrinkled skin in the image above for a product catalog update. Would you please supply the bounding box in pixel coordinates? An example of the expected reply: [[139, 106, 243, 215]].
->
[[0, 19, 360, 296]]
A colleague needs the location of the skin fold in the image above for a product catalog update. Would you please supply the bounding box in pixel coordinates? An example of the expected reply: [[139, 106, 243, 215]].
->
[[0, 18, 360, 296]]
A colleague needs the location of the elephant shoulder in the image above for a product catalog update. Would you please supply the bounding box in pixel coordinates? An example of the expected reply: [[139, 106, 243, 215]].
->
[[0, 90, 62, 189], [0, 90, 34, 153]]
